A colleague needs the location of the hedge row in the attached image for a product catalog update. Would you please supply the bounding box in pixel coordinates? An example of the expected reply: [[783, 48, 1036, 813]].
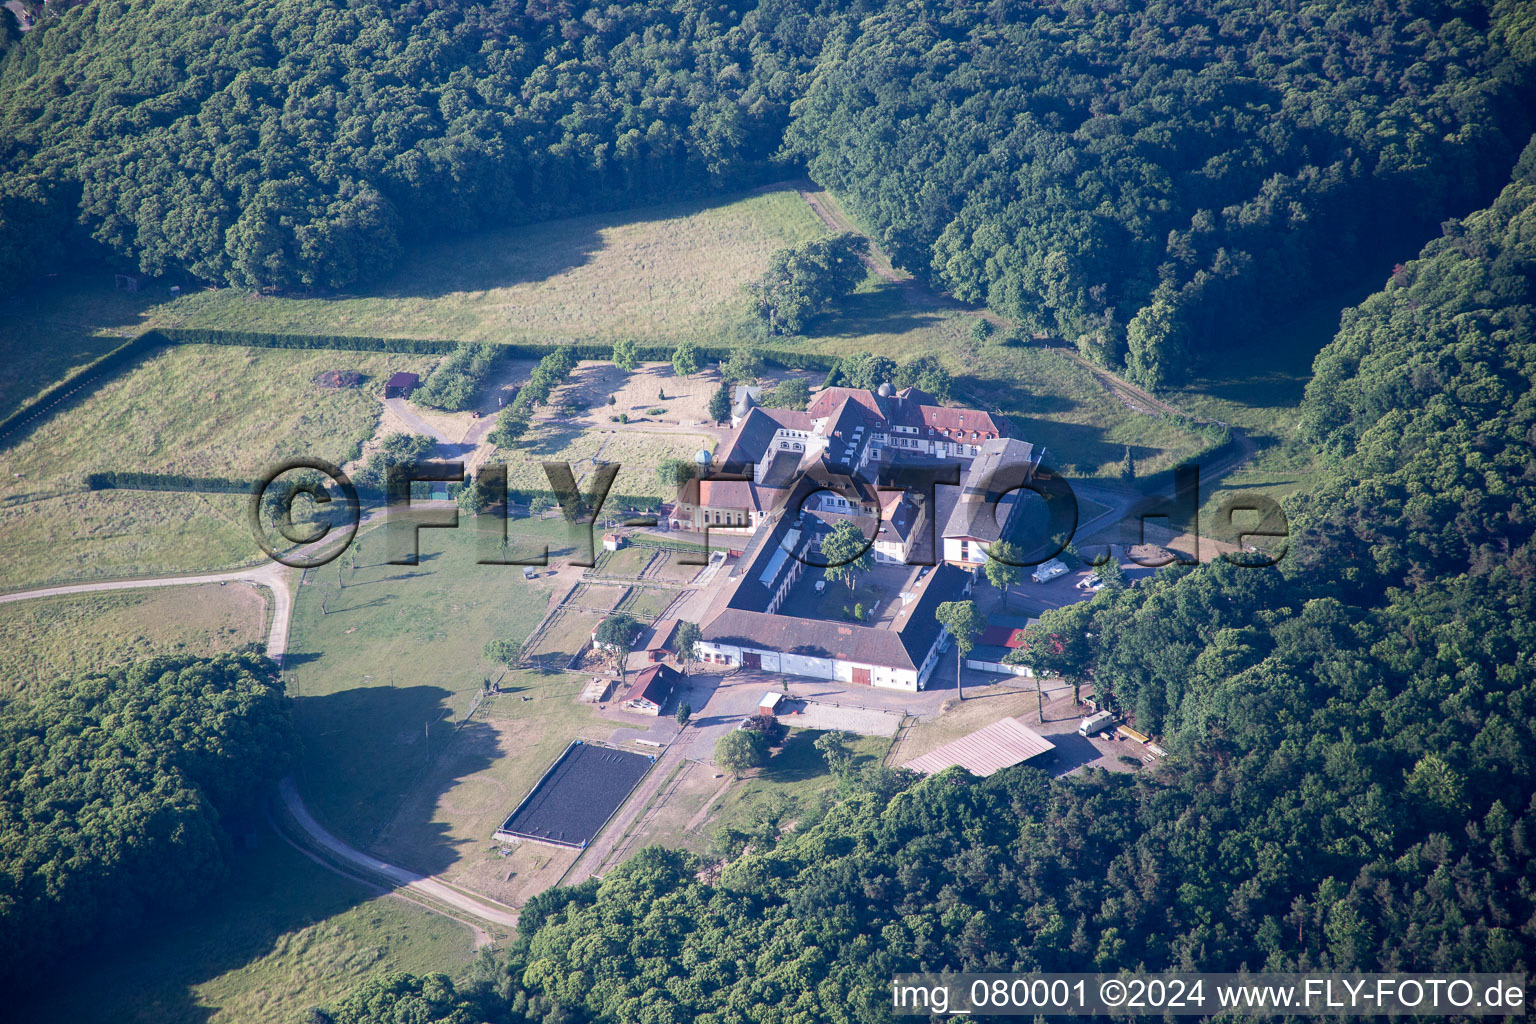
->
[[146, 328, 839, 371], [0, 325, 838, 447], [84, 471, 666, 516], [412, 342, 503, 411]]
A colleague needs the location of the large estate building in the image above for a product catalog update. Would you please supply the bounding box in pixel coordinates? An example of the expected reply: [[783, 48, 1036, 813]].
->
[[696, 504, 974, 691], [669, 384, 1044, 569]]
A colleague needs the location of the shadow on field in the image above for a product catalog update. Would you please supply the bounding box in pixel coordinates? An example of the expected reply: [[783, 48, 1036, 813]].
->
[[9, 814, 400, 1024], [370, 193, 735, 299], [294, 684, 499, 877], [957, 371, 1080, 414], [810, 281, 948, 338]]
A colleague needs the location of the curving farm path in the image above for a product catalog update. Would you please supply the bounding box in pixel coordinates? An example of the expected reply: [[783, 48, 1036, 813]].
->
[[0, 532, 521, 937]]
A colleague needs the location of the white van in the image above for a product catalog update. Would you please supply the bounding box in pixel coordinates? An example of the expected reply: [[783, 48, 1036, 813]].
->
[[1032, 558, 1068, 583], [1079, 710, 1116, 736]]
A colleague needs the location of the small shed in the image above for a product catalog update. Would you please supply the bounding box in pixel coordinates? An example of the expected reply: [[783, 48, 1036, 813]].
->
[[384, 371, 420, 398], [602, 532, 624, 552], [757, 692, 784, 717]]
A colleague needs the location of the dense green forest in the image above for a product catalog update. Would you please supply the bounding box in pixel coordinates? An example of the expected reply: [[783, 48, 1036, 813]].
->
[[787, 0, 1536, 385], [4, 0, 1534, 393], [0, 651, 294, 988], [311, 141, 1536, 1024], [0, 0, 843, 290]]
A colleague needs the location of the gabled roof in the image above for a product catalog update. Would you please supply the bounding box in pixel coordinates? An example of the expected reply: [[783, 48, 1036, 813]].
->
[[818, 397, 879, 472], [916, 404, 1008, 440], [807, 386, 883, 420], [942, 437, 1038, 541], [718, 407, 814, 469], [877, 495, 922, 545], [622, 663, 680, 706], [903, 717, 1054, 776]]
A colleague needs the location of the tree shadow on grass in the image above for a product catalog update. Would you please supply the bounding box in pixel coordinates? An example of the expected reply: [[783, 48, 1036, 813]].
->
[[294, 684, 501, 878], [760, 730, 834, 784], [10, 816, 409, 1024], [956, 371, 1080, 415], [361, 192, 749, 300], [804, 281, 950, 339], [10, 687, 496, 1023]]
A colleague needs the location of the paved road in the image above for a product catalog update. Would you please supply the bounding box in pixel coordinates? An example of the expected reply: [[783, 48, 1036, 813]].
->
[[0, 519, 520, 936], [276, 778, 519, 931], [0, 562, 297, 661]]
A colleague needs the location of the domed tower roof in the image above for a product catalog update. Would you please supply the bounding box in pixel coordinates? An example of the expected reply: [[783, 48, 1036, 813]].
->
[[694, 447, 713, 466], [877, 381, 894, 397]]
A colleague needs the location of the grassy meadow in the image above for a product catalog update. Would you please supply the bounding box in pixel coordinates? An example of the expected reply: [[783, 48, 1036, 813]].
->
[[0, 276, 162, 421], [628, 729, 891, 859], [285, 516, 584, 846], [0, 583, 266, 695], [493, 416, 714, 499], [0, 345, 434, 590], [10, 824, 474, 1024], [150, 190, 826, 345]]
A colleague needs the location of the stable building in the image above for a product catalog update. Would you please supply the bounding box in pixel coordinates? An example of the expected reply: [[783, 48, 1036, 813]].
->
[[697, 508, 973, 691], [620, 664, 680, 715], [965, 617, 1040, 677]]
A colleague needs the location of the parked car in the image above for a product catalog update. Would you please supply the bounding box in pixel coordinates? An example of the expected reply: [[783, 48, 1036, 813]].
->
[[1076, 574, 1103, 590], [1032, 557, 1068, 583]]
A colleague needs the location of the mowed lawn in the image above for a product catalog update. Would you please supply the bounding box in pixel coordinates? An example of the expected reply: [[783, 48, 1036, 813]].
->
[[494, 416, 713, 499], [151, 190, 826, 345], [0, 583, 266, 695], [284, 516, 577, 850], [0, 345, 433, 591]]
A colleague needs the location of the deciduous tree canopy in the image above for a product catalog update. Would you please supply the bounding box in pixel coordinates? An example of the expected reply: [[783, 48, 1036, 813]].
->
[[0, 652, 294, 988], [325, 139, 1536, 1024]]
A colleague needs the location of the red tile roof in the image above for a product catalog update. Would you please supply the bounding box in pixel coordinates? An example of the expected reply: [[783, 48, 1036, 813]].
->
[[621, 663, 680, 706]]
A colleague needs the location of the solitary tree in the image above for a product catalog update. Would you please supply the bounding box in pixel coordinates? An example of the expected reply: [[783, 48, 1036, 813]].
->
[[483, 638, 523, 668], [820, 519, 873, 591], [762, 377, 810, 410], [813, 730, 854, 778], [1007, 603, 1095, 714], [671, 340, 700, 379], [1096, 557, 1128, 589], [721, 349, 762, 385], [675, 702, 692, 726], [708, 381, 731, 422], [984, 540, 1024, 609], [715, 728, 768, 776], [935, 600, 985, 701], [839, 352, 897, 391], [1119, 445, 1136, 481], [675, 620, 701, 677], [612, 338, 638, 374], [656, 458, 695, 490], [893, 354, 953, 401], [594, 613, 640, 683]]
